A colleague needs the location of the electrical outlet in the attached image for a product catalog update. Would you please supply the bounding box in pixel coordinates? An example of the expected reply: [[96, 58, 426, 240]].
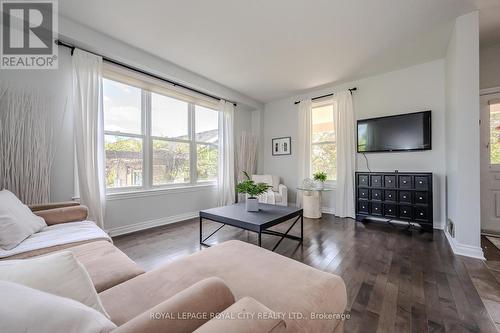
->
[[447, 218, 455, 237]]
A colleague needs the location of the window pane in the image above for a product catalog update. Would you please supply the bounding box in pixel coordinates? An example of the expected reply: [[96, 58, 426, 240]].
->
[[152, 93, 189, 139], [490, 102, 500, 164], [103, 79, 142, 134], [105, 135, 143, 188], [311, 143, 336, 180], [197, 144, 218, 181], [312, 104, 334, 143], [152, 140, 190, 185], [195, 105, 219, 143]]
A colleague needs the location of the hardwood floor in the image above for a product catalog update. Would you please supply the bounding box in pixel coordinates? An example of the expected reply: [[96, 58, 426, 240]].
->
[[114, 214, 499, 333]]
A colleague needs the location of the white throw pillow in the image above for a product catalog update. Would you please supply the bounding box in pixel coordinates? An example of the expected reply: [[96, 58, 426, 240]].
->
[[0, 189, 46, 250], [0, 251, 109, 317], [0, 281, 116, 333]]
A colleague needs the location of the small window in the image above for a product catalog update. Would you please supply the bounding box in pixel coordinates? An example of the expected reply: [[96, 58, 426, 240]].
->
[[490, 102, 500, 165], [311, 101, 336, 181]]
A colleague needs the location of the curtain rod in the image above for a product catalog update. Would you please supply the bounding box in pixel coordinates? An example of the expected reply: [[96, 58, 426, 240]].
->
[[294, 88, 357, 105], [55, 39, 238, 107]]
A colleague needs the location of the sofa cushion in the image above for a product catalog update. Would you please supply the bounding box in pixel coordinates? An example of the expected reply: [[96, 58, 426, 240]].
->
[[0, 251, 108, 316], [112, 277, 234, 333], [100, 240, 346, 333], [63, 240, 146, 293], [194, 297, 286, 333], [0, 281, 116, 333], [0, 189, 46, 250]]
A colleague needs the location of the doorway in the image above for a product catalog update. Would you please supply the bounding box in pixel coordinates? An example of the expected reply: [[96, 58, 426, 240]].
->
[[480, 90, 500, 235]]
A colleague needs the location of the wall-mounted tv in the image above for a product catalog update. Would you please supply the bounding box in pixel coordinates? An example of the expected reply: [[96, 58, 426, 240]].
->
[[357, 111, 431, 153]]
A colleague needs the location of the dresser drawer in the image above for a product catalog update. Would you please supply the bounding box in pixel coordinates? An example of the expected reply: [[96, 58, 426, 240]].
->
[[384, 204, 397, 218], [384, 175, 396, 188], [414, 206, 429, 221], [371, 202, 383, 216], [358, 200, 369, 214], [399, 175, 412, 189], [415, 176, 429, 190], [371, 189, 383, 201], [370, 175, 382, 187], [384, 190, 397, 202], [399, 205, 412, 220], [415, 191, 429, 204], [358, 188, 369, 199], [358, 174, 369, 187], [399, 191, 411, 203]]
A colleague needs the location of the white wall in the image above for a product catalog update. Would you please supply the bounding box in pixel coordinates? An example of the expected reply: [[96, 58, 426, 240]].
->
[[0, 17, 263, 235], [263, 59, 447, 228], [444, 12, 482, 258], [480, 43, 500, 90]]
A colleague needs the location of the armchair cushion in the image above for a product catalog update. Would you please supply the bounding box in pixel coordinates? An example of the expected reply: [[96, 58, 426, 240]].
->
[[111, 277, 234, 332], [251, 175, 280, 192], [193, 297, 286, 333]]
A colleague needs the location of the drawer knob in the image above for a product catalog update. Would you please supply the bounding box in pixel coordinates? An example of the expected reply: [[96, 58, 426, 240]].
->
[[403, 210, 407, 213], [419, 197, 423, 200], [362, 206, 365, 209], [403, 196, 407, 199], [403, 180, 407, 184], [389, 180, 392, 183], [389, 195, 392, 198], [389, 209, 392, 212], [420, 212, 424, 216], [419, 181, 423, 184], [375, 208, 378, 210]]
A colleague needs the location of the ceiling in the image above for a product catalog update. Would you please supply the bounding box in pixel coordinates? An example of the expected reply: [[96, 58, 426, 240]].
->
[[60, 0, 500, 103]]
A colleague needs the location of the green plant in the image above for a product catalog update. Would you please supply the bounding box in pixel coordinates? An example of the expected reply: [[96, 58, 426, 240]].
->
[[236, 171, 271, 199], [313, 171, 327, 183]]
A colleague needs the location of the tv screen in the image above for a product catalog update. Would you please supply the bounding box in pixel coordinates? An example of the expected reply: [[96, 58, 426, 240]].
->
[[357, 111, 431, 153]]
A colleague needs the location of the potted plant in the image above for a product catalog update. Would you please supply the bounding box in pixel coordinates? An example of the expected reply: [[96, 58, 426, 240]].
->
[[313, 171, 327, 189], [236, 171, 271, 212]]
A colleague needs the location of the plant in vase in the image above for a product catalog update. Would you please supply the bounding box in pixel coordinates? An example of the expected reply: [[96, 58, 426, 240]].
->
[[313, 171, 327, 189], [236, 171, 271, 211]]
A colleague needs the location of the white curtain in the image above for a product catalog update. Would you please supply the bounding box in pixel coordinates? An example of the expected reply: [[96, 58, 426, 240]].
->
[[72, 49, 106, 228], [236, 131, 258, 202], [217, 100, 235, 206], [296, 99, 312, 207], [334, 91, 356, 218]]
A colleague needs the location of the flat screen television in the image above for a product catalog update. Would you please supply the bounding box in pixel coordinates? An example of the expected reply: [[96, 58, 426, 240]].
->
[[357, 111, 431, 153]]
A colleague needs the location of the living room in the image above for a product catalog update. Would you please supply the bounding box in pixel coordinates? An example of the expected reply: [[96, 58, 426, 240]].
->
[[1, 1, 500, 332]]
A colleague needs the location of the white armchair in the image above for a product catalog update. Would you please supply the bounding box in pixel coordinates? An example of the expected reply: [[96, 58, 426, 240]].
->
[[251, 175, 288, 206]]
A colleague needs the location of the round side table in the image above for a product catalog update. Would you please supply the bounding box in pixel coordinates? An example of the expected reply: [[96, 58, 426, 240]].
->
[[297, 187, 332, 218]]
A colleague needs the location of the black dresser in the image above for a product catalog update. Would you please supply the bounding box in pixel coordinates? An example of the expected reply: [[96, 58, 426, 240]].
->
[[355, 172, 433, 230]]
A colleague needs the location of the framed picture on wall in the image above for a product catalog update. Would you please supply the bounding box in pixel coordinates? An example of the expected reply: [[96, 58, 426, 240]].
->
[[272, 137, 291, 156]]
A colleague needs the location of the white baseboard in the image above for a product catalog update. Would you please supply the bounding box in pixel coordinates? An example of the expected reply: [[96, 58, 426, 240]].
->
[[321, 207, 335, 215], [445, 231, 485, 260], [106, 211, 198, 237]]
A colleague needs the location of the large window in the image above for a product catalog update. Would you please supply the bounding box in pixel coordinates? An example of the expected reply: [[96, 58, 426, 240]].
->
[[103, 72, 219, 192], [311, 100, 336, 181]]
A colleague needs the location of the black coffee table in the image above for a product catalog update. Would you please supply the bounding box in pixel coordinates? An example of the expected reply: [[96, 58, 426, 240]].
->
[[199, 203, 303, 251]]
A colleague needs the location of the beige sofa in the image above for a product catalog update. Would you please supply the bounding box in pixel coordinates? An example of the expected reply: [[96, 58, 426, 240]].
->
[[3, 203, 347, 332]]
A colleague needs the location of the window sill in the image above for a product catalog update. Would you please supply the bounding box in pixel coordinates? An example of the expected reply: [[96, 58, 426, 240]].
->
[[106, 184, 217, 201]]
